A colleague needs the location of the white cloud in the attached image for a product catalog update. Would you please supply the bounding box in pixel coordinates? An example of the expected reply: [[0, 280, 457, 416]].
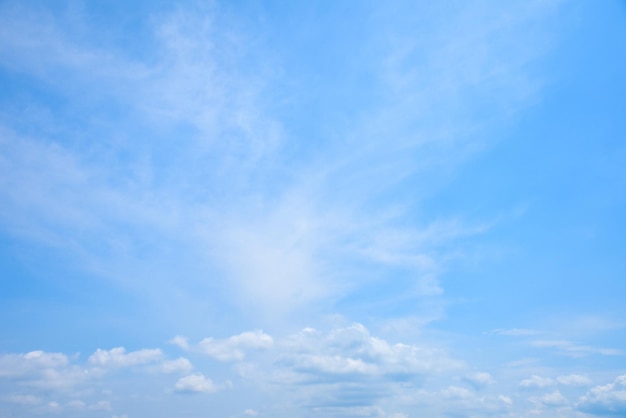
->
[[0, 350, 69, 378], [174, 373, 218, 394], [530, 340, 623, 357], [520, 375, 555, 389], [170, 336, 189, 350], [0, 0, 516, 325], [88, 347, 163, 368], [577, 374, 626, 416], [533, 390, 568, 407], [274, 323, 462, 385], [499, 395, 513, 405], [491, 328, 539, 336], [160, 357, 193, 374], [557, 374, 591, 386], [185, 330, 273, 362], [0, 350, 86, 389]]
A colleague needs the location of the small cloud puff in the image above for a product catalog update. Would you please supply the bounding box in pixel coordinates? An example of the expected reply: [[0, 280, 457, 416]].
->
[[88, 347, 163, 368], [175, 330, 273, 362], [160, 357, 193, 374], [557, 374, 591, 386], [174, 373, 218, 394], [520, 375, 555, 389], [169, 336, 190, 350]]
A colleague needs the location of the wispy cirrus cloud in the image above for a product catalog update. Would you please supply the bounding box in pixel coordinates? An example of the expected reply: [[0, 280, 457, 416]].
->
[[529, 340, 624, 357], [0, 0, 563, 326]]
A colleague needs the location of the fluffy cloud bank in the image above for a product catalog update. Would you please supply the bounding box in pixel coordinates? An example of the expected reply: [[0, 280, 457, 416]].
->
[[0, 346, 195, 417], [1, 327, 625, 417], [273, 323, 462, 385]]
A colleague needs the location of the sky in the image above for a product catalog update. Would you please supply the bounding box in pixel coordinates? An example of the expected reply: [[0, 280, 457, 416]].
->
[[0, 0, 625, 417]]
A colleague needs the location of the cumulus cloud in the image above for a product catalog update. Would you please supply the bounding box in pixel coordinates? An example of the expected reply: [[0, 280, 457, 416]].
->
[[520, 375, 555, 389], [274, 323, 462, 385], [180, 330, 274, 361], [0, 350, 86, 389], [170, 336, 190, 350], [577, 374, 626, 416], [159, 357, 193, 374], [532, 390, 569, 407], [88, 347, 163, 368], [174, 373, 219, 394], [0, 345, 199, 417], [557, 374, 592, 386], [0, 350, 69, 377]]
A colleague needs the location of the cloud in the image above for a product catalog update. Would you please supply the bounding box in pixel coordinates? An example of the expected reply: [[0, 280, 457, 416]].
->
[[170, 336, 190, 350], [491, 328, 539, 336], [557, 374, 592, 386], [0, 345, 198, 417], [274, 323, 462, 385], [577, 374, 626, 416], [159, 358, 193, 374], [0, 350, 86, 389], [180, 330, 273, 361], [0, 0, 542, 325], [174, 373, 219, 394], [1, 2, 617, 417], [520, 375, 555, 389], [532, 390, 569, 407], [0, 350, 68, 377], [530, 340, 623, 357], [88, 347, 163, 368]]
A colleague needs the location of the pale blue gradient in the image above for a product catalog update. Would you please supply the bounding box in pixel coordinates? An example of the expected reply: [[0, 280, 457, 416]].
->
[[0, 1, 625, 417]]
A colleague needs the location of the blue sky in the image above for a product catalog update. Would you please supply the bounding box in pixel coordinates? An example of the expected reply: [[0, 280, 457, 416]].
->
[[0, 0, 625, 417]]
